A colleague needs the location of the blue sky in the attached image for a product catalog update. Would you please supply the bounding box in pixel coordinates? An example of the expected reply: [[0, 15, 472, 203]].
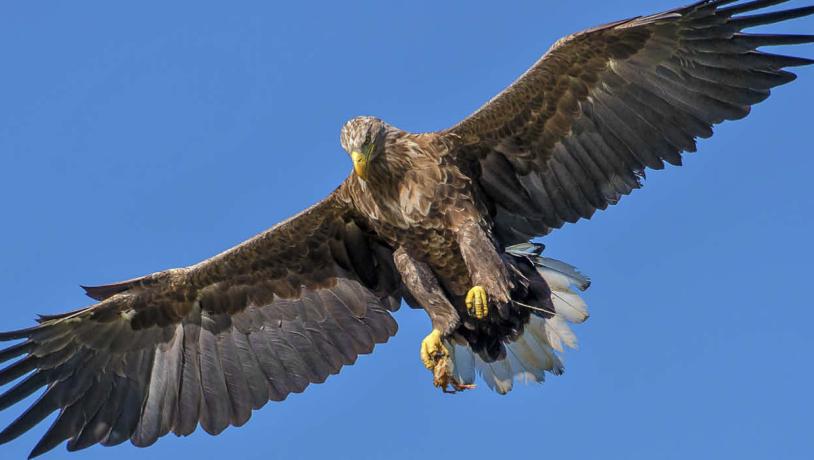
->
[[0, 1, 812, 459]]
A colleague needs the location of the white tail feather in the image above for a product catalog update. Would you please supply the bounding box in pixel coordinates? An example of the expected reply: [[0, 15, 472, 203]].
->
[[537, 267, 573, 292], [550, 289, 589, 323], [535, 257, 591, 291], [509, 332, 551, 378], [544, 315, 578, 352], [451, 343, 476, 384], [477, 354, 514, 394]]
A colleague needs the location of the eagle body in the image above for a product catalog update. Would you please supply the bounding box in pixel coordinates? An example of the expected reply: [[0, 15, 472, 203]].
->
[[341, 127, 531, 362], [1, 0, 812, 457], [342, 130, 486, 298]]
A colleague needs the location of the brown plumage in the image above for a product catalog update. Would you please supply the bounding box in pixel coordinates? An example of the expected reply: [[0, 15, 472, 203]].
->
[[1, 0, 812, 456]]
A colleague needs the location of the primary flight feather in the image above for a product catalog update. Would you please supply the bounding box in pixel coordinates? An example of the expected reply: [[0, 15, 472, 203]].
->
[[1, 0, 812, 457]]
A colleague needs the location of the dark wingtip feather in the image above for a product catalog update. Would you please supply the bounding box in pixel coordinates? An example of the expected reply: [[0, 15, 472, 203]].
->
[[760, 52, 814, 67], [785, 55, 814, 66], [0, 393, 57, 446], [80, 274, 154, 301], [0, 356, 39, 386], [28, 428, 66, 459], [720, 0, 791, 16], [732, 5, 814, 29], [0, 341, 33, 364], [0, 372, 47, 411], [28, 440, 54, 459], [0, 327, 38, 342], [778, 68, 800, 84], [80, 284, 114, 301], [738, 33, 814, 47]]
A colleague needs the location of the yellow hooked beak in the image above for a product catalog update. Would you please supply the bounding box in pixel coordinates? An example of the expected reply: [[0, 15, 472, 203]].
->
[[351, 144, 373, 180]]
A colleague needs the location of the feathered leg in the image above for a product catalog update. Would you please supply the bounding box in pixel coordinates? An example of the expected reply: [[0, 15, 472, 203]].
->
[[457, 221, 512, 320], [392, 248, 472, 392]]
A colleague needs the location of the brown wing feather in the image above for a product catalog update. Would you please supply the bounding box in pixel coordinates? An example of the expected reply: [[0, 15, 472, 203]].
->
[[443, 0, 814, 243], [0, 183, 402, 457]]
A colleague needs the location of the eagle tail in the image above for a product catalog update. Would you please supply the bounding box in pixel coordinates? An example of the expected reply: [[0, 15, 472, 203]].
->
[[446, 243, 590, 394]]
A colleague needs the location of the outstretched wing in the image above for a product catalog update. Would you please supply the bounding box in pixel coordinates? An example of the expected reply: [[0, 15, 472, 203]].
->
[[443, 0, 814, 244], [0, 186, 402, 457]]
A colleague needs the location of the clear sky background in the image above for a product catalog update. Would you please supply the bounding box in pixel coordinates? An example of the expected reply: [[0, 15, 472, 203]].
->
[[0, 1, 812, 459]]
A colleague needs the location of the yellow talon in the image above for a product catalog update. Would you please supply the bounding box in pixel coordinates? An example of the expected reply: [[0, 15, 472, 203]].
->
[[419, 329, 447, 370], [465, 285, 489, 319]]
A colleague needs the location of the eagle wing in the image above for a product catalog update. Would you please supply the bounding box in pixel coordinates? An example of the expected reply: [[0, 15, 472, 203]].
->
[[442, 0, 814, 244], [0, 185, 402, 457]]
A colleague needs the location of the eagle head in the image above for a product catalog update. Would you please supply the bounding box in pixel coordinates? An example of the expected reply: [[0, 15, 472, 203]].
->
[[340, 116, 388, 181]]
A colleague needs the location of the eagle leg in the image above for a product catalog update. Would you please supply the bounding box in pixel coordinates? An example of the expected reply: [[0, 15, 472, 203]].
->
[[457, 221, 512, 320], [392, 247, 460, 335], [392, 247, 471, 391]]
